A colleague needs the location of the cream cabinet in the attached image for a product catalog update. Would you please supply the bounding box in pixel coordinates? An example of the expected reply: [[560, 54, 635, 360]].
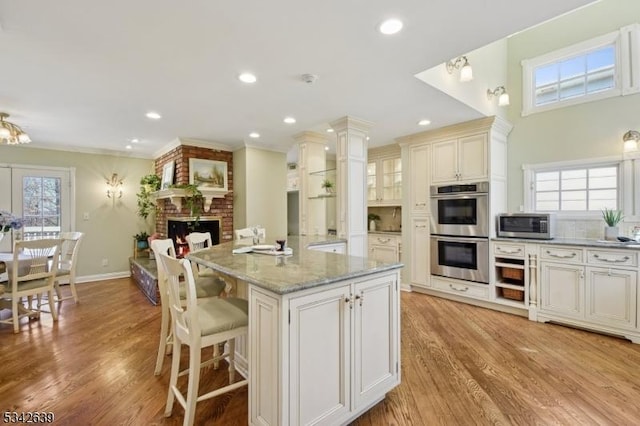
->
[[537, 245, 640, 343], [410, 218, 430, 287], [368, 233, 400, 263], [431, 133, 487, 184], [409, 143, 430, 215], [287, 272, 400, 425], [308, 241, 347, 254], [367, 156, 402, 206]]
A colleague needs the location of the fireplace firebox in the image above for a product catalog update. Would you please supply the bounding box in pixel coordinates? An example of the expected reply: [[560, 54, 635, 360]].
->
[[167, 216, 221, 258]]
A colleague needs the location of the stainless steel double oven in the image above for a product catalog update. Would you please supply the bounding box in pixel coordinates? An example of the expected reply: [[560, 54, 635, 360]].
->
[[430, 182, 489, 284]]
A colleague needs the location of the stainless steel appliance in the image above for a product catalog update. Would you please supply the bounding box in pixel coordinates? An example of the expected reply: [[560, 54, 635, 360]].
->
[[430, 182, 489, 237], [497, 213, 555, 240], [430, 235, 489, 283], [429, 181, 490, 284]]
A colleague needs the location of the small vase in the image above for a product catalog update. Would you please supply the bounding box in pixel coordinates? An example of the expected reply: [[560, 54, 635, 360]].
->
[[604, 226, 619, 241], [369, 220, 376, 232]]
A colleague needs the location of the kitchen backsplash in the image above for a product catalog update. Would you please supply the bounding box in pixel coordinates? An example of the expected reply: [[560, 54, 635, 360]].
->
[[556, 218, 640, 240], [368, 206, 402, 232]]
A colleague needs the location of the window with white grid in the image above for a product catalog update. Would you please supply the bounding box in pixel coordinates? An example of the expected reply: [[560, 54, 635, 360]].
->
[[522, 24, 640, 116], [534, 165, 618, 212]]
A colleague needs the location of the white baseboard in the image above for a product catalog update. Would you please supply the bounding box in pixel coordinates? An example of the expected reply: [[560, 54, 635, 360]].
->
[[72, 271, 132, 284], [400, 282, 412, 292]]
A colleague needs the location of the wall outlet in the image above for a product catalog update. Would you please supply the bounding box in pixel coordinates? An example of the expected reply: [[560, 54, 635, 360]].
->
[[83, 212, 90, 221], [101, 258, 108, 267]]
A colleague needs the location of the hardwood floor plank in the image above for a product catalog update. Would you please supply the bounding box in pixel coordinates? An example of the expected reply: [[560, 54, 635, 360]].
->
[[2, 280, 640, 425]]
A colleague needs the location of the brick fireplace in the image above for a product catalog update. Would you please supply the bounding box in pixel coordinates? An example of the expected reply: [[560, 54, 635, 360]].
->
[[154, 144, 233, 242], [167, 216, 221, 258]]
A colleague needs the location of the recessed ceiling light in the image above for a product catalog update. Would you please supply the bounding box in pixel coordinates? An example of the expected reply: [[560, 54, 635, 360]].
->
[[146, 111, 161, 120], [379, 19, 403, 35], [418, 119, 431, 126], [325, 146, 329, 151], [326, 128, 334, 133], [249, 132, 260, 138], [131, 138, 139, 143], [238, 73, 257, 83], [283, 117, 296, 124], [125, 145, 132, 150]]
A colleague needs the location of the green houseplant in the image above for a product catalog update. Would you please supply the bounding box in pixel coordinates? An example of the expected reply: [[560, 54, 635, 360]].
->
[[169, 183, 204, 222], [136, 174, 161, 219], [602, 208, 623, 241], [321, 179, 334, 194], [134, 231, 150, 249], [368, 213, 380, 231]]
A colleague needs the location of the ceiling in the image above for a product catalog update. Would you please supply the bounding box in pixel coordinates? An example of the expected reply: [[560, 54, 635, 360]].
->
[[0, 0, 595, 159]]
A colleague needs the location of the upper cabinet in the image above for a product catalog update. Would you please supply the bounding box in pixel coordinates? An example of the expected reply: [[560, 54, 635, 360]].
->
[[368, 145, 402, 206], [431, 133, 488, 184]]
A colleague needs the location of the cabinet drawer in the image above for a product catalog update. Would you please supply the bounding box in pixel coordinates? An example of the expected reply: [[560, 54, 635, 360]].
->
[[493, 242, 525, 258], [431, 277, 490, 300], [369, 234, 398, 247], [540, 246, 583, 264], [587, 250, 638, 267]]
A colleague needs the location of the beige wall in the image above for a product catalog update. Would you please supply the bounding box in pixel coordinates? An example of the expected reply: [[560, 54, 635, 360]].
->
[[505, 0, 640, 212], [233, 146, 287, 240], [0, 145, 154, 278]]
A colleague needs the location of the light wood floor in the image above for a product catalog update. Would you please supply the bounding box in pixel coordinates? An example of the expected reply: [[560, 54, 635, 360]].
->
[[1, 278, 640, 425]]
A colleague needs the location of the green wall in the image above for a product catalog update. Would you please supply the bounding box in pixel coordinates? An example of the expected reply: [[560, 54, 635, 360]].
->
[[505, 0, 640, 211], [0, 145, 154, 278]]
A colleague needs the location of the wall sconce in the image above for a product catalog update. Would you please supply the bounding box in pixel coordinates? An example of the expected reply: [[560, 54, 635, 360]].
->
[[446, 56, 473, 82], [106, 173, 123, 199], [623, 130, 640, 152], [487, 86, 510, 106]]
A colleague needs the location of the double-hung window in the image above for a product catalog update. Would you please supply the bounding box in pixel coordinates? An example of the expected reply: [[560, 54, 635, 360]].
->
[[522, 24, 640, 116]]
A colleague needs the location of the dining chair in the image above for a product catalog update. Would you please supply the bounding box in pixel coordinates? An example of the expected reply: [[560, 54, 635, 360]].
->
[[185, 232, 215, 277], [234, 227, 266, 241], [0, 238, 63, 333], [53, 231, 84, 303], [157, 252, 248, 426], [150, 238, 227, 376]]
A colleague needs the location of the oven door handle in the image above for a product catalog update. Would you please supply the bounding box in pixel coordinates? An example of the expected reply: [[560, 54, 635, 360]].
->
[[430, 193, 487, 200], [430, 235, 488, 244]]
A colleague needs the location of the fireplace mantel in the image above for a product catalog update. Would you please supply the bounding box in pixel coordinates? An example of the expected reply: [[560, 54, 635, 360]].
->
[[153, 188, 230, 212]]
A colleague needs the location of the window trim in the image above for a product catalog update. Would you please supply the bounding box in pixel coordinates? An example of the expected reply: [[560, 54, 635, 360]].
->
[[523, 156, 624, 219], [521, 24, 640, 116]]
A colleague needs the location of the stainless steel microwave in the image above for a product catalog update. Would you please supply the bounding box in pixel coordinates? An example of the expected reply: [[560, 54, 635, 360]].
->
[[496, 213, 555, 240]]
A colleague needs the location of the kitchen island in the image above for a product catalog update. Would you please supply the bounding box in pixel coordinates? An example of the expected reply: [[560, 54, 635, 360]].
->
[[188, 236, 403, 426]]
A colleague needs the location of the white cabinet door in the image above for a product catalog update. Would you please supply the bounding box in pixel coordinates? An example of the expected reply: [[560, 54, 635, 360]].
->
[[369, 244, 397, 263], [540, 262, 583, 319], [586, 267, 637, 330], [458, 133, 487, 181], [353, 274, 399, 409], [431, 139, 458, 184], [289, 285, 351, 426], [411, 218, 430, 287], [368, 157, 402, 205], [410, 144, 430, 215]]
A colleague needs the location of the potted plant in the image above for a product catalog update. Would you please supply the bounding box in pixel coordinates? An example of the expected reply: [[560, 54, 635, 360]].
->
[[602, 208, 623, 241], [321, 179, 334, 194], [137, 174, 161, 219], [134, 231, 150, 249], [368, 213, 381, 231], [169, 183, 204, 222]]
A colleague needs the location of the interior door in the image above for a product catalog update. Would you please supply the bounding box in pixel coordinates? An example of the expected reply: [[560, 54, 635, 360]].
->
[[11, 167, 72, 241]]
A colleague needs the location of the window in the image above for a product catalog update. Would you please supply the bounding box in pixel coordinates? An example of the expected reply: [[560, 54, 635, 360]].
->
[[524, 159, 621, 215], [522, 24, 640, 116], [0, 166, 73, 251]]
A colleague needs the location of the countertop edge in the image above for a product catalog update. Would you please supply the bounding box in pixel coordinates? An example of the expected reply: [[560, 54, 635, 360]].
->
[[492, 237, 640, 250]]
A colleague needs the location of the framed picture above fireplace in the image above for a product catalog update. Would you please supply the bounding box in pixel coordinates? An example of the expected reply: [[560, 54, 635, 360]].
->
[[189, 158, 228, 191]]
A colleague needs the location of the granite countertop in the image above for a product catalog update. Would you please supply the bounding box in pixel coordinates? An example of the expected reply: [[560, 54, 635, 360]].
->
[[187, 236, 402, 295], [492, 237, 640, 250]]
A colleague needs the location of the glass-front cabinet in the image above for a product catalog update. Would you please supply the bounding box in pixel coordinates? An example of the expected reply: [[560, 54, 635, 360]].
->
[[368, 156, 402, 205]]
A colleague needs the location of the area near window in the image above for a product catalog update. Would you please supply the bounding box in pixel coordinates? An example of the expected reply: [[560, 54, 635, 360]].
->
[[521, 23, 640, 116], [523, 157, 622, 216]]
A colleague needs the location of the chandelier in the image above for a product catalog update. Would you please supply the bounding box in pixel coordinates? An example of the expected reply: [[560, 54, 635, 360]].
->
[[0, 112, 31, 145]]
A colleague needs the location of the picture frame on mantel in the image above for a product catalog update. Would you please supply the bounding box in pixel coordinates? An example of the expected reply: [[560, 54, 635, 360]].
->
[[161, 161, 174, 190], [189, 158, 228, 191]]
